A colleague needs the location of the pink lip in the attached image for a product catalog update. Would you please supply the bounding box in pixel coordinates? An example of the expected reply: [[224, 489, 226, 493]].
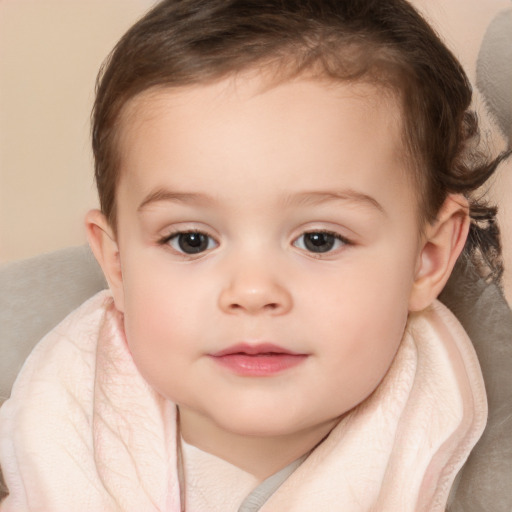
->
[[209, 343, 308, 376]]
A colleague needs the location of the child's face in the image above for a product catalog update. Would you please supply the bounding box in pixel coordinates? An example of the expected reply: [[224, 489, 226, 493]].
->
[[111, 76, 425, 440]]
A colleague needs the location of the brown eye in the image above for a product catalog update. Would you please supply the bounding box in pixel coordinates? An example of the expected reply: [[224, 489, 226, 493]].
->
[[304, 232, 335, 252], [294, 231, 347, 253], [168, 232, 216, 254]]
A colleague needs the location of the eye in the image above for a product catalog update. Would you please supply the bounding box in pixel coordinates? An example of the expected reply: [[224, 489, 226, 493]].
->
[[293, 231, 348, 254], [165, 231, 217, 255]]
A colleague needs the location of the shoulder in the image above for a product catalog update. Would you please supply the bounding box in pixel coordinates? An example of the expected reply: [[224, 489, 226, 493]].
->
[[8, 290, 113, 401], [0, 291, 115, 509], [0, 290, 113, 428]]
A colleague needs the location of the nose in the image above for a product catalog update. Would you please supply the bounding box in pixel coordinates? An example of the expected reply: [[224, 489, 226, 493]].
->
[[218, 261, 293, 316]]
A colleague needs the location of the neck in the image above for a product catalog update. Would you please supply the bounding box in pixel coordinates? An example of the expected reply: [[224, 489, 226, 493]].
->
[[178, 407, 337, 481]]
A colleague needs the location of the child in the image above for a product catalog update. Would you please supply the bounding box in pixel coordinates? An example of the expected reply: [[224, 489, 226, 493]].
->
[[0, 0, 508, 510]]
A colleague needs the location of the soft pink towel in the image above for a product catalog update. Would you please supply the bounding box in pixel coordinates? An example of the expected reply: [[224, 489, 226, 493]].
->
[[0, 291, 486, 511]]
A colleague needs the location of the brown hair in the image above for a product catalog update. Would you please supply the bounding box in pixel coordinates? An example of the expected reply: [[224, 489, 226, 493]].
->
[[92, 0, 509, 281]]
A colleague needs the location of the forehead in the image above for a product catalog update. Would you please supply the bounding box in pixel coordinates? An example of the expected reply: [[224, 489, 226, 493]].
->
[[114, 74, 417, 218], [120, 73, 404, 132], [118, 70, 406, 140]]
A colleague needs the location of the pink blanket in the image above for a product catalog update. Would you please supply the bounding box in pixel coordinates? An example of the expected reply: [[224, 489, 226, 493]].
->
[[0, 291, 487, 511]]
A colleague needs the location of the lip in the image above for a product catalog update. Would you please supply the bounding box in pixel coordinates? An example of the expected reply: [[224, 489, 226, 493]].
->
[[209, 343, 308, 376]]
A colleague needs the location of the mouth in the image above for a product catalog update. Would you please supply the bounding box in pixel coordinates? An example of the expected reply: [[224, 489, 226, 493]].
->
[[209, 343, 308, 376]]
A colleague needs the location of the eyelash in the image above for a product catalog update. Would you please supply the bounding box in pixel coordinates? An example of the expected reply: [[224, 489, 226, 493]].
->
[[158, 228, 352, 257]]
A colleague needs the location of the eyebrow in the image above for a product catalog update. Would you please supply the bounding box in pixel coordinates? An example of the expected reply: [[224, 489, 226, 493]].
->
[[137, 188, 213, 211], [286, 190, 385, 215], [137, 187, 385, 215]]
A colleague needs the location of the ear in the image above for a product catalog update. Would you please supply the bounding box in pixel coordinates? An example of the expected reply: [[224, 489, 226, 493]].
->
[[409, 195, 470, 312], [85, 209, 125, 312]]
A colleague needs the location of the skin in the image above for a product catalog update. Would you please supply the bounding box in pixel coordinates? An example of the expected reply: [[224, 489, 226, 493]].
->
[[87, 74, 469, 480]]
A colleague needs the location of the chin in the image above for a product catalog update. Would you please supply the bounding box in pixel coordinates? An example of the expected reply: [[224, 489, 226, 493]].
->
[[210, 410, 293, 437], [214, 408, 331, 439]]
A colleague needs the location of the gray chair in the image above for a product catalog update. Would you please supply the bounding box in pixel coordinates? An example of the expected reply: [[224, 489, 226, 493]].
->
[[0, 246, 107, 403]]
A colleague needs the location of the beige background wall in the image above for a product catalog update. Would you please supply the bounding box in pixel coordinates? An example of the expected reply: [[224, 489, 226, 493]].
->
[[0, 0, 154, 263], [1, 0, 511, 303]]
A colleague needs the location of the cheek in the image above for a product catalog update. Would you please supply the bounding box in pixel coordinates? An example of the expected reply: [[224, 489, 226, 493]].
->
[[302, 256, 413, 404], [119, 266, 204, 398], [312, 305, 407, 415], [122, 307, 181, 397], [306, 253, 412, 334]]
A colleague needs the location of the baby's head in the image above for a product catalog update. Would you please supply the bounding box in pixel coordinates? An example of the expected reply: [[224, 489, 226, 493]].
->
[[91, 0, 502, 230], [86, 0, 502, 462]]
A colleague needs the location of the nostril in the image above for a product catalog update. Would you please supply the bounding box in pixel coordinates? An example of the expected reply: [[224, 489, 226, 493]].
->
[[227, 301, 280, 312]]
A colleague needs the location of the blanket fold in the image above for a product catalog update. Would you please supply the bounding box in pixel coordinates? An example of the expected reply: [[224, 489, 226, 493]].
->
[[0, 291, 487, 511]]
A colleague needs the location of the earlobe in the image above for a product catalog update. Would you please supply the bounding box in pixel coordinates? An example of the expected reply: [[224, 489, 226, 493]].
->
[[85, 209, 125, 312], [409, 195, 470, 312]]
